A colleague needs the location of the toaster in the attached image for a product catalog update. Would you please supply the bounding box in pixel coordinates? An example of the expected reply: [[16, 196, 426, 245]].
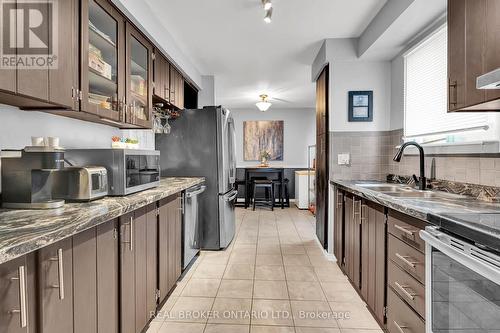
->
[[52, 166, 108, 201]]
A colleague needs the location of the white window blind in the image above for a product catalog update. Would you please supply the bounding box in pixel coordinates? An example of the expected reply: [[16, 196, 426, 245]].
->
[[404, 26, 490, 138]]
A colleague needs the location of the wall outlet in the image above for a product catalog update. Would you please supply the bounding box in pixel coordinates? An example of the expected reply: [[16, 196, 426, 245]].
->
[[337, 153, 350, 165]]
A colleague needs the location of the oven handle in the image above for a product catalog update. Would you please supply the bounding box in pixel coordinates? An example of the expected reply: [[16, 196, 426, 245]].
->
[[420, 228, 500, 285]]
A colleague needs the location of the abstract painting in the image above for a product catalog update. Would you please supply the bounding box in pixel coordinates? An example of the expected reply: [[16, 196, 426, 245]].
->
[[243, 120, 284, 161]]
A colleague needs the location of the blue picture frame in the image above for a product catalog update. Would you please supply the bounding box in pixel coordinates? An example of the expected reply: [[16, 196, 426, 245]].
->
[[348, 91, 373, 122]]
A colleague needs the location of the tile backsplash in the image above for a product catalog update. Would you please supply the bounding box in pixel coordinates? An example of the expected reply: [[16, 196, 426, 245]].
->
[[330, 128, 500, 188]]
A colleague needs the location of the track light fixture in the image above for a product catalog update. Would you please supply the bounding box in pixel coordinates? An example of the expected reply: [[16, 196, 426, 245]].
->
[[262, 0, 272, 10], [264, 7, 273, 23]]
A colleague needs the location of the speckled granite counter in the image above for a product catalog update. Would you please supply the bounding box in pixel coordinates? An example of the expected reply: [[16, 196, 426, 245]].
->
[[0, 177, 204, 265], [331, 179, 500, 252]]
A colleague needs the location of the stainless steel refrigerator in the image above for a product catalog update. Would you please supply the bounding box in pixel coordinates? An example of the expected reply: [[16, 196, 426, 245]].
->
[[155, 106, 237, 250]]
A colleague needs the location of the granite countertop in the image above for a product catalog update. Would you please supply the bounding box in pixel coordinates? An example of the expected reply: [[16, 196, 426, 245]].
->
[[0, 177, 204, 265], [331, 179, 500, 252]]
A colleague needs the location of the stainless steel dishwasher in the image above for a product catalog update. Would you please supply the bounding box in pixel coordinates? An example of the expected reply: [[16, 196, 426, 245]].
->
[[183, 184, 206, 269]]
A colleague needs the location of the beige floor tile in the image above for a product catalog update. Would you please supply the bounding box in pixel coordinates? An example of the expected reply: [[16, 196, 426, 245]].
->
[[217, 279, 254, 298], [290, 300, 338, 328], [287, 281, 326, 301], [256, 254, 283, 266], [224, 264, 255, 280], [233, 243, 257, 250], [229, 253, 256, 265], [181, 279, 220, 298], [339, 330, 383, 333], [281, 245, 306, 255], [209, 298, 252, 325], [304, 246, 327, 256], [158, 322, 205, 333], [251, 299, 294, 326], [205, 324, 250, 333], [284, 265, 317, 281], [308, 255, 333, 267], [255, 265, 286, 281], [232, 247, 257, 256], [253, 280, 289, 299], [329, 302, 380, 329], [170, 281, 188, 296], [321, 282, 364, 303], [192, 264, 226, 279], [283, 254, 311, 266], [251, 325, 295, 333], [257, 244, 282, 255], [165, 297, 214, 323], [145, 320, 163, 333], [295, 328, 341, 333], [313, 267, 348, 283]]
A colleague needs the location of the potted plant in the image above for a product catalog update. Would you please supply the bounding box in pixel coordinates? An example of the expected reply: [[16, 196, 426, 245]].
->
[[260, 150, 271, 166]]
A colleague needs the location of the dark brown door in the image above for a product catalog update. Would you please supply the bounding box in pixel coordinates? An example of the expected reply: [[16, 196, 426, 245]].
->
[[73, 228, 98, 333], [0, 255, 36, 333], [448, 0, 466, 111], [360, 201, 386, 325], [343, 195, 353, 275], [315, 65, 329, 248], [119, 211, 135, 333], [334, 189, 344, 268], [38, 238, 73, 333], [154, 52, 169, 101], [164, 60, 171, 104], [48, 0, 78, 109], [97, 219, 119, 333], [146, 204, 158, 319], [485, 0, 500, 101], [126, 22, 153, 128], [133, 206, 148, 333], [352, 196, 361, 289], [158, 197, 170, 302], [17, 0, 49, 101], [168, 194, 182, 289], [81, 0, 125, 121]]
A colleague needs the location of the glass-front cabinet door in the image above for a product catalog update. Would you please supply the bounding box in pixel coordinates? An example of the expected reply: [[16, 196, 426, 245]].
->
[[126, 23, 153, 128], [81, 0, 125, 122]]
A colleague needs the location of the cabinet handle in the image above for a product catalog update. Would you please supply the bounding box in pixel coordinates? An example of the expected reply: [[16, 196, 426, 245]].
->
[[50, 249, 65, 300], [449, 80, 458, 107], [123, 216, 134, 251], [336, 192, 342, 208], [9, 265, 28, 328], [394, 281, 417, 300], [360, 203, 367, 222], [395, 253, 418, 268], [394, 224, 416, 238], [393, 321, 408, 333]]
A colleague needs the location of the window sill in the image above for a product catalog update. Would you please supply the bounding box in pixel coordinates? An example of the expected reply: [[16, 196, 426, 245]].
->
[[401, 141, 500, 155]]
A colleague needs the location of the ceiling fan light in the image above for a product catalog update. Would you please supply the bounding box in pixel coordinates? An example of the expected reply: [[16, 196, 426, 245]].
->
[[256, 94, 272, 111], [264, 8, 273, 23]]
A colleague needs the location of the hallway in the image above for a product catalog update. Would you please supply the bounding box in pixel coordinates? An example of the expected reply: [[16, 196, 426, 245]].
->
[[148, 207, 382, 333]]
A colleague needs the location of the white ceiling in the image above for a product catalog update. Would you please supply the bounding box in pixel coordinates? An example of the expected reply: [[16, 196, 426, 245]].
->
[[145, 0, 387, 109]]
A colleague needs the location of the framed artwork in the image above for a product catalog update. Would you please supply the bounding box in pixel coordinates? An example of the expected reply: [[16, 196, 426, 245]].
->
[[348, 91, 373, 122], [243, 120, 284, 161]]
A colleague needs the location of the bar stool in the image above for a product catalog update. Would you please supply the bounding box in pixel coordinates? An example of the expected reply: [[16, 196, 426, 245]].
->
[[273, 178, 290, 207], [252, 180, 274, 211], [234, 179, 246, 207]]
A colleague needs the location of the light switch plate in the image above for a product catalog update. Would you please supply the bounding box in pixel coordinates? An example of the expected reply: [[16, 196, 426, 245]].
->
[[338, 153, 350, 165]]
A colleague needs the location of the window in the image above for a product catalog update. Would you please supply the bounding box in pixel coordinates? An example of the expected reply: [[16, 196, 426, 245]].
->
[[404, 25, 499, 149]]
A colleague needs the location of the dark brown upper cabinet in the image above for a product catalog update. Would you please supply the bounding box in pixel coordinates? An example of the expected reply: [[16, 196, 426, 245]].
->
[[80, 0, 125, 122], [153, 51, 170, 102], [448, 0, 500, 112], [170, 66, 184, 109], [126, 23, 153, 128]]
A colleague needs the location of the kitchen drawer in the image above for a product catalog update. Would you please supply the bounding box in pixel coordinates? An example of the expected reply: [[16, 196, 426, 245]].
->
[[388, 260, 425, 319], [387, 288, 425, 333], [388, 234, 425, 284], [388, 211, 426, 253]]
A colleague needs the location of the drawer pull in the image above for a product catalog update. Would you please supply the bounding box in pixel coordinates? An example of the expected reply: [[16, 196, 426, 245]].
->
[[122, 217, 134, 251], [9, 266, 28, 328], [394, 224, 416, 238], [394, 281, 417, 300], [395, 253, 418, 268], [49, 249, 65, 300], [394, 321, 408, 333]]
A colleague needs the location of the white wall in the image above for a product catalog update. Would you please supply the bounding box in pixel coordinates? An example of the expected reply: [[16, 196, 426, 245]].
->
[[231, 108, 316, 168]]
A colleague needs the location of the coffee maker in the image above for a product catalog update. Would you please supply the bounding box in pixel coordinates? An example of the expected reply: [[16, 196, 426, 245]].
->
[[1, 147, 66, 209]]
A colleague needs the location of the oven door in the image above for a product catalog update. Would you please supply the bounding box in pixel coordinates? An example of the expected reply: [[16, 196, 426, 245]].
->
[[420, 227, 500, 333]]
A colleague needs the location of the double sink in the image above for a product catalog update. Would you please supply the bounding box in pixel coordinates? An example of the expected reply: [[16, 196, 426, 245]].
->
[[355, 183, 467, 201]]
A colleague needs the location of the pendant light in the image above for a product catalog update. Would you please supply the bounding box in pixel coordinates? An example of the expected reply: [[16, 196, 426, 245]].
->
[[256, 94, 272, 112]]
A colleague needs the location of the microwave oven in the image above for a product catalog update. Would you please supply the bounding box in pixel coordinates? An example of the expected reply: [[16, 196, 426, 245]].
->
[[65, 149, 160, 195]]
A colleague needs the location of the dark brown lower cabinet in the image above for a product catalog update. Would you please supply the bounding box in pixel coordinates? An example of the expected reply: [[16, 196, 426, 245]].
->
[[360, 201, 386, 325], [158, 193, 182, 304], [120, 204, 158, 333], [0, 254, 37, 333], [387, 288, 425, 333], [344, 194, 361, 288], [38, 237, 74, 333], [333, 189, 344, 264]]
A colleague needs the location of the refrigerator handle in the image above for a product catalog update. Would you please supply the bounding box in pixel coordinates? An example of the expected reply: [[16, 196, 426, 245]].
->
[[228, 117, 237, 184]]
